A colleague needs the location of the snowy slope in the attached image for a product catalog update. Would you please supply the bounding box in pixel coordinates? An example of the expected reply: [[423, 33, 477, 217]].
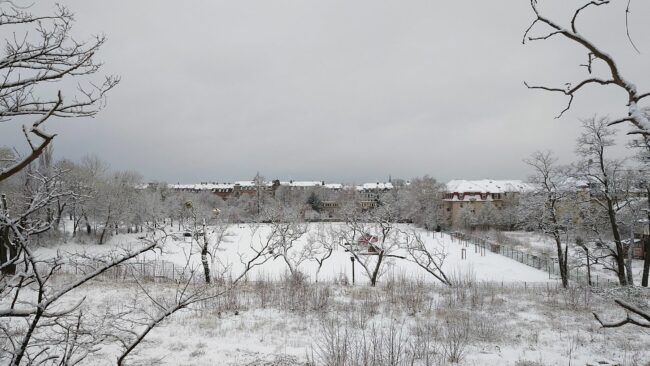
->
[[36, 224, 554, 284]]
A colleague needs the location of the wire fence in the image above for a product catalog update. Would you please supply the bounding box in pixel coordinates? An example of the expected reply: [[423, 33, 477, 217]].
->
[[37, 258, 195, 283], [448, 231, 618, 287]]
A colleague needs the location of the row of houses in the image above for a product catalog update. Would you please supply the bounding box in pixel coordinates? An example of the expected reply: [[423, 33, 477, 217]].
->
[[148, 178, 647, 259], [156, 180, 395, 212], [156, 178, 536, 223]]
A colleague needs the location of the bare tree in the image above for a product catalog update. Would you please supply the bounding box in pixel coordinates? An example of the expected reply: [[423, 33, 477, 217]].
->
[[524, 6, 648, 285], [578, 204, 633, 283], [573, 236, 593, 286], [207, 215, 232, 275], [0, 169, 161, 365], [0, 2, 119, 183], [401, 176, 446, 230], [400, 229, 451, 286], [475, 202, 502, 231], [252, 172, 266, 218], [93, 171, 141, 245], [304, 223, 336, 282], [336, 197, 402, 286], [113, 267, 223, 366], [626, 110, 650, 286], [574, 116, 629, 285], [67, 156, 108, 237], [456, 205, 477, 231], [523, 0, 650, 137], [181, 197, 222, 284], [236, 223, 281, 281], [263, 202, 309, 276], [524, 151, 575, 288], [113, 238, 276, 365]]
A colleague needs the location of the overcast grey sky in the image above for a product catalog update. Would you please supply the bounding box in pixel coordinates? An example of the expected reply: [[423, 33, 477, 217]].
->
[[1, 0, 649, 183]]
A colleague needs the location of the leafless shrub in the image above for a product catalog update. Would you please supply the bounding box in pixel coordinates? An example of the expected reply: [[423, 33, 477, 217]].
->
[[286, 269, 309, 288], [515, 360, 545, 366], [311, 318, 350, 366], [309, 285, 331, 312], [311, 317, 426, 366], [348, 287, 381, 319], [334, 272, 350, 286], [438, 283, 485, 313], [471, 312, 502, 343], [395, 277, 429, 316], [341, 305, 371, 330], [280, 270, 311, 312], [408, 321, 442, 364], [229, 288, 247, 313], [447, 265, 477, 287], [441, 314, 470, 363], [254, 279, 272, 308], [561, 285, 591, 311]]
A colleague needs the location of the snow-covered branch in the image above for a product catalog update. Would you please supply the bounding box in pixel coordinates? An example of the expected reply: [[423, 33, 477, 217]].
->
[[523, 0, 650, 135], [594, 299, 650, 328]]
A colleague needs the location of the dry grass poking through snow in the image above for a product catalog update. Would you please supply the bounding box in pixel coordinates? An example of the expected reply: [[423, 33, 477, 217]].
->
[[5, 272, 650, 366]]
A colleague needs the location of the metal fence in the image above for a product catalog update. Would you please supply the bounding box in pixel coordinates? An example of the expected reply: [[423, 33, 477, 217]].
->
[[37, 258, 193, 283], [448, 231, 617, 287]]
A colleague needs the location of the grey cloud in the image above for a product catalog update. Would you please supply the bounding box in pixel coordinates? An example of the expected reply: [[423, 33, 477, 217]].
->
[[1, 0, 648, 183]]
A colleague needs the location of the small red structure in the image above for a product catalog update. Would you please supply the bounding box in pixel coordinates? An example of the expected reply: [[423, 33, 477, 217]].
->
[[357, 234, 379, 252], [358, 234, 378, 246]]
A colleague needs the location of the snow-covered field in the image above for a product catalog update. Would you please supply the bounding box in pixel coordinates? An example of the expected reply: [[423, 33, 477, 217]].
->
[[36, 271, 650, 366], [37, 223, 554, 284], [23, 224, 650, 365]]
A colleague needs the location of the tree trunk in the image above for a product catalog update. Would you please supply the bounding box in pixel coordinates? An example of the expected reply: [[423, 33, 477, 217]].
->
[[315, 262, 324, 283], [626, 223, 635, 286], [0, 228, 17, 275], [642, 196, 650, 287], [642, 238, 650, 287], [72, 213, 79, 237], [281, 254, 295, 276], [609, 218, 627, 286], [54, 201, 66, 230], [370, 251, 384, 287], [604, 195, 628, 285], [584, 247, 592, 286], [553, 234, 568, 288], [0, 195, 16, 275], [99, 216, 111, 245], [83, 213, 91, 235], [201, 221, 210, 284]]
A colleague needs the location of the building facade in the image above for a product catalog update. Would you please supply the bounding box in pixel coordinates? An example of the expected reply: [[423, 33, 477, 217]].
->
[[443, 179, 533, 228]]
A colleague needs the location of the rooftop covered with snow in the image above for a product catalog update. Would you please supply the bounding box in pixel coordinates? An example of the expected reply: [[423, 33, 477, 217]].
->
[[446, 179, 534, 194]]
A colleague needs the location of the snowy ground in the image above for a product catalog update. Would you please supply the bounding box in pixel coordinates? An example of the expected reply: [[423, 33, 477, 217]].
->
[[36, 223, 554, 285], [9, 224, 650, 365], [33, 273, 650, 366]]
